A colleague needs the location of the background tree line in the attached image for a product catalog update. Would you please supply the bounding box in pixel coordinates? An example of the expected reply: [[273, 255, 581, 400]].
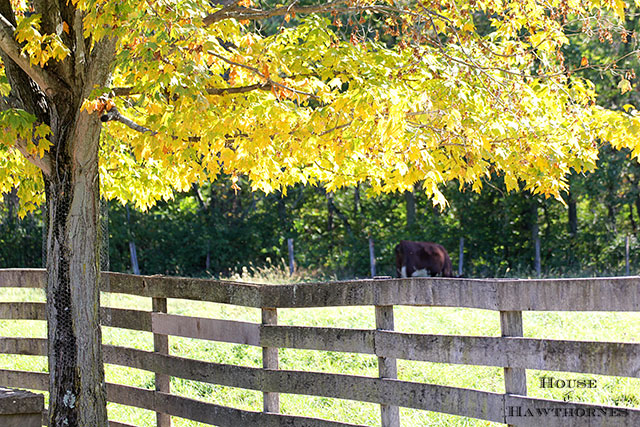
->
[[2, 157, 640, 279]]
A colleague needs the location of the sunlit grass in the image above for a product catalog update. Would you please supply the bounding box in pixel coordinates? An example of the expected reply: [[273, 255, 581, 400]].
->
[[1, 265, 640, 426]]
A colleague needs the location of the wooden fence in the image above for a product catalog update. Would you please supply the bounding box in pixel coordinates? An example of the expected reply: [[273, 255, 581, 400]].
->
[[0, 268, 640, 426]]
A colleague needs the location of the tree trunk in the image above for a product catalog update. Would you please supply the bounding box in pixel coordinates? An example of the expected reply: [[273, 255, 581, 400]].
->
[[277, 190, 288, 233], [568, 189, 577, 236], [326, 191, 334, 233], [0, 2, 115, 424], [45, 116, 107, 427], [2, 187, 18, 226], [607, 202, 617, 234], [531, 200, 541, 277], [7, 9, 112, 426]]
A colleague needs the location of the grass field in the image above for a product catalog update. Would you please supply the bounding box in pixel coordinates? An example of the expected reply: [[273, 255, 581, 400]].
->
[[1, 269, 640, 426]]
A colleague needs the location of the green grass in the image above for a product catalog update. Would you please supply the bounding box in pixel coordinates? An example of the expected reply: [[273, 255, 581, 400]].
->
[[1, 273, 640, 426]]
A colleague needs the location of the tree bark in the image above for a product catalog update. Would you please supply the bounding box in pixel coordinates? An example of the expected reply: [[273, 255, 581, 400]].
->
[[45, 117, 108, 426], [0, 2, 116, 424]]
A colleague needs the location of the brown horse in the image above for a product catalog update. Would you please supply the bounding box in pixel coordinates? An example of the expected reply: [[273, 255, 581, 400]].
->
[[395, 240, 453, 278]]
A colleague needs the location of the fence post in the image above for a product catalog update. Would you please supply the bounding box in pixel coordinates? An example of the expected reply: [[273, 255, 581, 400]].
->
[[626, 235, 630, 276], [375, 305, 400, 427], [369, 237, 376, 278], [534, 236, 541, 278], [458, 237, 464, 277], [126, 204, 140, 275], [152, 296, 171, 427], [262, 308, 279, 413], [531, 201, 541, 277], [129, 241, 140, 275], [287, 238, 295, 276], [500, 310, 526, 427]]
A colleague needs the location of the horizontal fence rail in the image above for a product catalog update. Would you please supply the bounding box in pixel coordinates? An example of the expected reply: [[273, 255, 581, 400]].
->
[[1, 268, 639, 427], [3, 309, 640, 379], [2, 269, 640, 311]]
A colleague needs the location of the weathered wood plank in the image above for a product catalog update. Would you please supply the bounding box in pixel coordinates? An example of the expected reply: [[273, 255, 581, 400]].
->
[[151, 313, 259, 345], [100, 272, 262, 307], [494, 277, 640, 312], [375, 305, 400, 427], [376, 333, 640, 378], [2, 323, 638, 381], [0, 337, 46, 356], [6, 364, 640, 427], [109, 422, 139, 427], [0, 369, 48, 391], [262, 326, 640, 378], [6, 330, 636, 381], [507, 338, 640, 378], [101, 307, 152, 332], [501, 310, 527, 427], [0, 302, 46, 320], [101, 346, 503, 422], [106, 383, 155, 411], [0, 302, 152, 332], [156, 391, 368, 427], [38, 409, 138, 427], [102, 346, 264, 391], [105, 383, 367, 427], [0, 269, 46, 288], [260, 325, 375, 353], [260, 278, 498, 308], [152, 297, 171, 427], [262, 371, 505, 423], [3, 269, 640, 312], [261, 277, 640, 311], [261, 308, 279, 413], [505, 395, 640, 427]]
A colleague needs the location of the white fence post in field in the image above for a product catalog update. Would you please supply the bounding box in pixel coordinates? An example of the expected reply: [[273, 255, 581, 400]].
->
[[152, 296, 171, 427], [534, 237, 541, 278], [375, 305, 400, 427], [626, 235, 630, 276], [500, 309, 527, 427], [458, 237, 464, 277], [369, 237, 376, 278], [287, 238, 295, 276], [262, 308, 279, 413], [129, 241, 140, 275]]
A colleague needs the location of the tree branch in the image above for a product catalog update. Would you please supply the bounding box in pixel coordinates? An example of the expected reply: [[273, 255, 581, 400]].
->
[[203, 1, 433, 25], [203, 0, 349, 26], [0, 95, 52, 175], [100, 105, 157, 135], [0, 12, 69, 96], [111, 81, 272, 97], [207, 51, 318, 99], [13, 139, 52, 175]]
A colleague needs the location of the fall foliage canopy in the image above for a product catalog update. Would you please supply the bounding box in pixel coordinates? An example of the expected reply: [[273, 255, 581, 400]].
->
[[2, 0, 640, 212]]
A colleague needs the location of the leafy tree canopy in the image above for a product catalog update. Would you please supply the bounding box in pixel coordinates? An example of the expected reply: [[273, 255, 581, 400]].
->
[[1, 0, 639, 213]]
